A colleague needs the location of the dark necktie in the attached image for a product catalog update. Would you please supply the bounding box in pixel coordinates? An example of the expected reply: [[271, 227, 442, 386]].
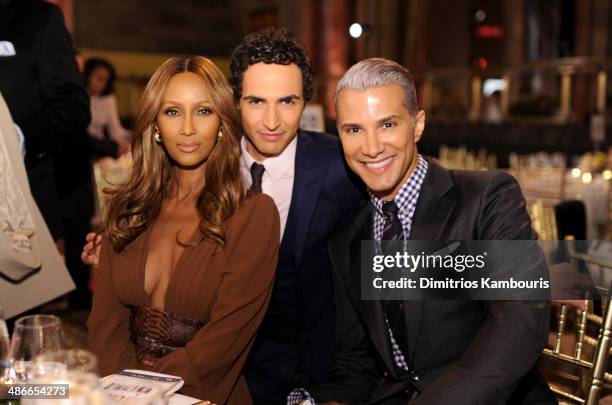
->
[[382, 201, 403, 241], [381, 201, 410, 368], [250, 162, 265, 193]]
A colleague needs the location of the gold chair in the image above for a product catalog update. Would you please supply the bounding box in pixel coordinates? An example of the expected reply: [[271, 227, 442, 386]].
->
[[542, 236, 612, 404], [529, 200, 558, 241], [517, 166, 566, 208], [486, 154, 498, 171], [509, 152, 519, 171], [605, 174, 612, 240]]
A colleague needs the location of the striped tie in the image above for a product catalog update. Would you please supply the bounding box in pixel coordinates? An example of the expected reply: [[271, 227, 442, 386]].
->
[[381, 200, 410, 369]]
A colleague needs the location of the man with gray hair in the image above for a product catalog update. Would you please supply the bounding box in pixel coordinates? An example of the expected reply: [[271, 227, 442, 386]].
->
[[288, 58, 554, 404]]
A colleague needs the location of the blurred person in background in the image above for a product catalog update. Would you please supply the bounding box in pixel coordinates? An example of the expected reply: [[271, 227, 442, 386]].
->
[[0, 0, 93, 312], [87, 56, 279, 404], [482, 90, 502, 123], [84, 57, 132, 158], [0, 0, 90, 247]]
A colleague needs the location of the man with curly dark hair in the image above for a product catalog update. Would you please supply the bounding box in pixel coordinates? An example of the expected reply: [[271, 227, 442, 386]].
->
[[230, 28, 314, 104], [229, 28, 366, 404]]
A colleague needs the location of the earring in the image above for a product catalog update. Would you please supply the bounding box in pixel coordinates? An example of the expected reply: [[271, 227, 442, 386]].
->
[[154, 131, 162, 143], [217, 130, 223, 141]]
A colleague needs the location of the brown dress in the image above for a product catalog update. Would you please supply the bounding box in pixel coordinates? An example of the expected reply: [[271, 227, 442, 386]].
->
[[87, 194, 280, 404]]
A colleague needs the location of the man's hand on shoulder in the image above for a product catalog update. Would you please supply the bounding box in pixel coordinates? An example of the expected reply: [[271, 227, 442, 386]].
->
[[80, 232, 102, 267]]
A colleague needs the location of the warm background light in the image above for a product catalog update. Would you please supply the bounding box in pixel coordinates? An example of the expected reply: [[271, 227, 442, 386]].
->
[[349, 23, 363, 39]]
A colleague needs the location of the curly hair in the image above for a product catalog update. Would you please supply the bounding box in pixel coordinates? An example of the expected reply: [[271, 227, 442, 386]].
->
[[104, 56, 246, 252], [229, 27, 314, 102]]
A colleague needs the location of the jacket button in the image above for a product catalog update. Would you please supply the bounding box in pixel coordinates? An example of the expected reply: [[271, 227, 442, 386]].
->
[[412, 375, 419, 382]]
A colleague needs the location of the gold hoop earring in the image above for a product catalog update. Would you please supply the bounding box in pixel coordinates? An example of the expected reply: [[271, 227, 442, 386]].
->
[[216, 130, 223, 141], [154, 131, 162, 143]]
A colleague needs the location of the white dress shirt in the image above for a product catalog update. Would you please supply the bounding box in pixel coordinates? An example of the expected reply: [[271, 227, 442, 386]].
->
[[240, 135, 296, 240]]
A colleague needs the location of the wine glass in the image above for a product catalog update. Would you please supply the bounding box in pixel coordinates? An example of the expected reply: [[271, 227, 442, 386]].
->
[[6, 314, 65, 382], [0, 316, 9, 382]]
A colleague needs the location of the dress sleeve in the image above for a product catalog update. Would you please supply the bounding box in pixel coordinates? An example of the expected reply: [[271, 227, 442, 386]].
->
[[152, 196, 280, 402], [87, 237, 139, 375]]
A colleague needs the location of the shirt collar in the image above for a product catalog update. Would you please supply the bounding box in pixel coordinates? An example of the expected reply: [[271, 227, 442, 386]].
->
[[369, 154, 428, 217], [240, 134, 298, 180]]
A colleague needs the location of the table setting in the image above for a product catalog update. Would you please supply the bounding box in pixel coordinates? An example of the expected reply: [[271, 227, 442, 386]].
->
[[0, 313, 208, 404]]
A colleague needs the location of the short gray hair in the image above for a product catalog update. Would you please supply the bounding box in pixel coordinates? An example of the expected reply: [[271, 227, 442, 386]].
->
[[334, 58, 418, 115]]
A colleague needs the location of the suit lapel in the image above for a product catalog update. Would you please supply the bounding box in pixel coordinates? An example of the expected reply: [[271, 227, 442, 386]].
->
[[346, 206, 399, 376], [408, 159, 456, 241], [404, 158, 456, 363], [345, 205, 372, 296], [344, 159, 459, 374], [291, 131, 329, 269]]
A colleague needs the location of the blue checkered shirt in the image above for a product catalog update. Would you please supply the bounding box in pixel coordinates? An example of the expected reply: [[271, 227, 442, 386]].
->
[[287, 155, 428, 405], [371, 154, 427, 371], [371, 154, 428, 242]]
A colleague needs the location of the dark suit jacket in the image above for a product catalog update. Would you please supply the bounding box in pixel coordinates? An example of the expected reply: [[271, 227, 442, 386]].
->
[[308, 158, 556, 405], [246, 130, 366, 385], [0, 0, 91, 237]]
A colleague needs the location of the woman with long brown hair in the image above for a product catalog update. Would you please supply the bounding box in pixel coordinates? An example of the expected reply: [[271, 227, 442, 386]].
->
[[87, 56, 279, 404]]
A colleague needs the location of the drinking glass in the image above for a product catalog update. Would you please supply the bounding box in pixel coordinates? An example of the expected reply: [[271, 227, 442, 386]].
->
[[0, 317, 9, 382], [6, 315, 65, 382]]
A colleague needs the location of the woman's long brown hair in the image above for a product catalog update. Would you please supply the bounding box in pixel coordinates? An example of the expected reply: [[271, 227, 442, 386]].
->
[[104, 56, 246, 252]]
